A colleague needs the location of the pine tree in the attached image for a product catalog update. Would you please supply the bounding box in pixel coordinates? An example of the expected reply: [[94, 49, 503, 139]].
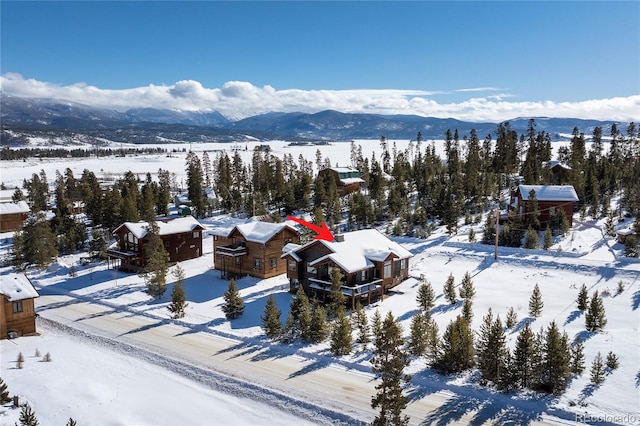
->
[[416, 281, 435, 313], [222, 279, 245, 320], [468, 227, 476, 243], [371, 312, 410, 426], [167, 264, 188, 319], [18, 403, 39, 426], [261, 295, 282, 339], [308, 304, 329, 344], [327, 267, 346, 319], [540, 321, 571, 394], [0, 377, 10, 404], [352, 302, 370, 350], [462, 298, 473, 323], [590, 352, 605, 385], [407, 313, 427, 356], [443, 273, 457, 305], [605, 351, 619, 370], [505, 306, 518, 328], [577, 284, 589, 311], [529, 283, 544, 317], [280, 311, 297, 344], [511, 323, 535, 389], [569, 336, 585, 375], [66, 418, 77, 426], [458, 271, 475, 300], [476, 309, 508, 386], [585, 290, 607, 331], [524, 226, 539, 249], [299, 298, 313, 342], [543, 226, 553, 250], [436, 315, 475, 374], [330, 309, 352, 356], [424, 315, 440, 365], [371, 309, 383, 344], [289, 286, 310, 337], [16, 352, 24, 369], [140, 222, 169, 299]]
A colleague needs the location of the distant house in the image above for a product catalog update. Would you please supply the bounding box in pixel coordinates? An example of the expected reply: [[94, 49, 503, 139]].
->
[[107, 216, 205, 272], [510, 185, 579, 227], [317, 167, 364, 196], [213, 220, 300, 279], [0, 272, 39, 339], [0, 200, 30, 232], [281, 229, 413, 308], [547, 161, 571, 185]]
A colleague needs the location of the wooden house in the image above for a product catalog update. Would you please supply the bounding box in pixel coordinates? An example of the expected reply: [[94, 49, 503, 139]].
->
[[510, 185, 579, 227], [547, 161, 571, 185], [107, 216, 204, 272], [1, 272, 39, 339], [0, 201, 30, 232], [317, 167, 364, 196], [282, 229, 412, 309], [213, 220, 300, 279]]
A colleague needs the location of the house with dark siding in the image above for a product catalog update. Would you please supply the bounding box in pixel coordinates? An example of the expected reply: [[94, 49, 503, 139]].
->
[[510, 184, 579, 227]]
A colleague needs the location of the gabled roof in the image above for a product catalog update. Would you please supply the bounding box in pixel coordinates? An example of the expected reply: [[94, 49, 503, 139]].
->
[[0, 272, 39, 301], [0, 201, 30, 215], [287, 229, 412, 274], [113, 216, 204, 239], [233, 221, 298, 244], [518, 185, 579, 202]]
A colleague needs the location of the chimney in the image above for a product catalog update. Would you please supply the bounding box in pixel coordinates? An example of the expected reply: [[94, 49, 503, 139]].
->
[[334, 234, 345, 242]]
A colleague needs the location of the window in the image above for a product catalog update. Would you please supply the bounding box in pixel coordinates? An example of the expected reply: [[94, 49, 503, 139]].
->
[[306, 265, 317, 274], [384, 261, 392, 279], [13, 300, 23, 313], [254, 258, 262, 270], [361, 270, 367, 281], [270, 258, 277, 269], [400, 259, 407, 270], [288, 260, 297, 271], [193, 231, 200, 238], [235, 256, 242, 265]]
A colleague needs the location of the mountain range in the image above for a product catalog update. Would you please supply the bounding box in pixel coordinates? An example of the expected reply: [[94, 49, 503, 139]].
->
[[0, 94, 623, 146]]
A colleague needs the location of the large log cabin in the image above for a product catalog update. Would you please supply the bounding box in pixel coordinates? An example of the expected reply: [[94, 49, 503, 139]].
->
[[1, 272, 39, 339], [509, 185, 579, 227], [107, 216, 204, 272], [282, 229, 413, 308], [213, 220, 300, 279]]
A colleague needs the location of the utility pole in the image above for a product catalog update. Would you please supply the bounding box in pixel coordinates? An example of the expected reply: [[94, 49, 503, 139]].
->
[[494, 208, 499, 260]]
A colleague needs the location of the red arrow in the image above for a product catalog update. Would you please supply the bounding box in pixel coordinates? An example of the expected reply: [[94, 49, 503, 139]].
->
[[286, 216, 335, 242]]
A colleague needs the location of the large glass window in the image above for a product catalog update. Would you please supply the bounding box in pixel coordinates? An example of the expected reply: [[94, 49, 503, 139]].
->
[[384, 261, 392, 278]]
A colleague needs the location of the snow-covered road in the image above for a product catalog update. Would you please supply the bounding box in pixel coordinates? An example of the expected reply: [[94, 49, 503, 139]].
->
[[35, 293, 584, 425]]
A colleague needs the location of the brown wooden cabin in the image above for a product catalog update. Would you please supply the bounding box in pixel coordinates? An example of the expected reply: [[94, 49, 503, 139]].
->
[[0, 201, 30, 232], [547, 161, 571, 185], [213, 220, 300, 279], [1, 272, 39, 339], [509, 185, 579, 227], [107, 216, 204, 272], [317, 167, 364, 196], [282, 229, 412, 309]]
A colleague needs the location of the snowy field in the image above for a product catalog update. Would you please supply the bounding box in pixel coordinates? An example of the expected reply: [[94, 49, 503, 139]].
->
[[1, 139, 639, 425]]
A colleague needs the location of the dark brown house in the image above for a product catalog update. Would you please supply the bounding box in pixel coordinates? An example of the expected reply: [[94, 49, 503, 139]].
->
[[317, 167, 364, 196], [1, 272, 39, 339], [510, 184, 579, 227], [282, 229, 413, 308], [213, 220, 300, 279], [107, 216, 204, 272], [0, 201, 30, 232]]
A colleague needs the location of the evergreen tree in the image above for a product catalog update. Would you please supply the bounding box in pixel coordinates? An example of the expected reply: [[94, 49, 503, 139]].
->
[[529, 283, 544, 317], [436, 315, 475, 374], [505, 306, 518, 328], [511, 323, 535, 389], [0, 377, 10, 404], [416, 281, 435, 313], [605, 351, 619, 370], [476, 309, 509, 386], [371, 309, 383, 346], [352, 302, 370, 350], [66, 418, 77, 426], [16, 352, 24, 369], [18, 403, 39, 426], [542, 226, 553, 250], [308, 304, 329, 344], [525, 227, 539, 249], [577, 284, 589, 311], [371, 312, 410, 426], [443, 273, 457, 305], [185, 152, 206, 218], [540, 321, 571, 394], [407, 313, 427, 356], [327, 267, 346, 319], [167, 264, 188, 319], [222, 279, 245, 320], [280, 311, 297, 344], [590, 352, 605, 385], [461, 298, 473, 323], [330, 308, 352, 356], [458, 271, 475, 300], [424, 315, 440, 365], [468, 227, 476, 243], [585, 290, 607, 331], [12, 213, 58, 269], [289, 286, 310, 336], [140, 222, 169, 299], [570, 336, 585, 375], [261, 295, 282, 339]]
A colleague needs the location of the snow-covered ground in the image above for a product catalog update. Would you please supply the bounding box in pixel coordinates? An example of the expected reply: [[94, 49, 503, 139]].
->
[[1, 141, 639, 425]]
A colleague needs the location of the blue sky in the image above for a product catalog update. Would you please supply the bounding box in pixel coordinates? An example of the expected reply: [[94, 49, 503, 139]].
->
[[1, 1, 639, 121]]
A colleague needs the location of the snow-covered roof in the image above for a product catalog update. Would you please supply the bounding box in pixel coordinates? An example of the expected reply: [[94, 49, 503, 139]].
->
[[0, 272, 39, 301], [292, 229, 412, 273], [339, 177, 365, 185], [234, 221, 297, 244], [518, 185, 579, 202], [328, 166, 359, 174], [114, 216, 204, 239], [547, 160, 571, 170], [0, 200, 30, 215]]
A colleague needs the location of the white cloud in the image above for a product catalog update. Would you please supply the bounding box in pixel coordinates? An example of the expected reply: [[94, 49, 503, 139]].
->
[[1, 73, 638, 122]]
